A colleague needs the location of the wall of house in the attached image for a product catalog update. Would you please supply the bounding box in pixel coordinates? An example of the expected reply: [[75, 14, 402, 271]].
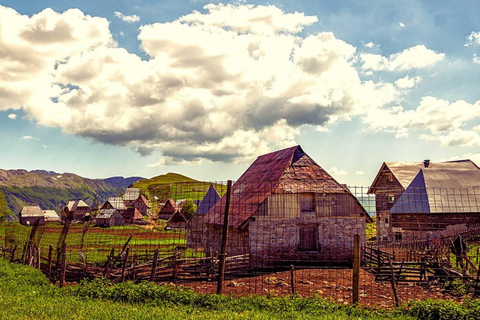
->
[[187, 215, 206, 248], [20, 217, 45, 226], [205, 224, 249, 258], [391, 213, 480, 241]]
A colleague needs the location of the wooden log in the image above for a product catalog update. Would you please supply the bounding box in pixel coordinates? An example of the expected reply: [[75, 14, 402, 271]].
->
[[352, 234, 360, 304], [103, 247, 115, 278], [59, 244, 67, 288], [150, 249, 159, 282], [387, 256, 399, 308], [121, 247, 130, 283]]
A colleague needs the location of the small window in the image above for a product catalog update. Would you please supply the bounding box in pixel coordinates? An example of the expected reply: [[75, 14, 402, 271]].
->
[[395, 232, 403, 242], [385, 217, 389, 224], [301, 193, 315, 213], [388, 195, 395, 203], [299, 225, 319, 252]]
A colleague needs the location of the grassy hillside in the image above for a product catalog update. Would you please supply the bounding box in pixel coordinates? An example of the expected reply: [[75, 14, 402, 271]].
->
[[133, 172, 225, 202]]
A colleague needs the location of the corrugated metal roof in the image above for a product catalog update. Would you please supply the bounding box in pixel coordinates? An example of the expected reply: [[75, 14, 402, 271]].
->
[[391, 164, 480, 214], [123, 188, 141, 201], [204, 145, 364, 228], [43, 210, 60, 220], [20, 206, 43, 217], [97, 208, 117, 219]]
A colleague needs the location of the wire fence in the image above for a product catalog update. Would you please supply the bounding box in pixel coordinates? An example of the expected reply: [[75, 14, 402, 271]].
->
[[2, 182, 480, 308]]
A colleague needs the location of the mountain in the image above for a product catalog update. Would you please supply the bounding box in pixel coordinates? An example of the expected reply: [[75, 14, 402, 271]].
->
[[0, 169, 145, 221]]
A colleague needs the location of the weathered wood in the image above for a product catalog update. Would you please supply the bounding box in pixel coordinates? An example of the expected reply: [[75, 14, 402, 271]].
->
[[59, 243, 67, 288], [150, 249, 159, 282], [103, 247, 116, 278], [121, 247, 130, 283], [353, 234, 360, 304], [217, 180, 232, 295], [10, 245, 17, 263], [387, 256, 399, 308], [290, 265, 295, 295]]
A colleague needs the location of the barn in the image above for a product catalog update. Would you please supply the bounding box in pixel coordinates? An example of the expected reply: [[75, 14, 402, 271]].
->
[[19, 206, 45, 226], [203, 146, 371, 266], [368, 160, 480, 242]]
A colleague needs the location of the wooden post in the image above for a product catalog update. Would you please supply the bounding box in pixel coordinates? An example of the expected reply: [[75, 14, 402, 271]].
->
[[21, 242, 27, 265], [121, 247, 130, 283], [352, 234, 360, 304], [290, 265, 295, 295], [9, 245, 17, 263], [103, 247, 115, 278], [150, 249, 159, 282], [173, 252, 178, 283], [59, 243, 67, 288], [132, 254, 137, 282], [216, 180, 232, 295], [37, 247, 41, 270], [387, 255, 399, 307]]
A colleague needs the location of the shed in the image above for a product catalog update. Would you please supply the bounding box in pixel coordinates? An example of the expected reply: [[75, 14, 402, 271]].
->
[[19, 206, 45, 226], [95, 209, 124, 227], [123, 188, 141, 206], [62, 199, 92, 222], [166, 211, 188, 230], [123, 207, 145, 224], [203, 145, 370, 266]]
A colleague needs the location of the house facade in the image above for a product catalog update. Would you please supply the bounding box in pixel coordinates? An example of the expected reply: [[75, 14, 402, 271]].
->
[[203, 146, 371, 266], [62, 199, 92, 222], [19, 206, 45, 226], [157, 199, 176, 220]]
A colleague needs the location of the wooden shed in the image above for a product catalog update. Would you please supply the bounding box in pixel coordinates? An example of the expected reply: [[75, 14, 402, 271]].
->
[[166, 211, 188, 230], [203, 145, 371, 266], [123, 188, 141, 206], [368, 160, 480, 242], [43, 210, 61, 223], [95, 209, 124, 227], [19, 206, 45, 226]]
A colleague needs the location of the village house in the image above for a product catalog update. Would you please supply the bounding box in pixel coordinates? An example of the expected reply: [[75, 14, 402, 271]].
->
[[19, 206, 45, 226], [95, 197, 127, 227], [122, 188, 151, 216], [122, 188, 141, 206], [187, 185, 221, 247], [368, 160, 480, 242], [157, 198, 177, 220], [203, 146, 371, 266], [62, 199, 92, 222], [123, 207, 145, 225], [166, 210, 188, 230], [43, 210, 61, 223]]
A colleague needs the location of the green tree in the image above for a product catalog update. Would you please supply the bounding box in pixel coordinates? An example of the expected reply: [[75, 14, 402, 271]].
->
[[181, 198, 197, 220], [0, 190, 12, 222]]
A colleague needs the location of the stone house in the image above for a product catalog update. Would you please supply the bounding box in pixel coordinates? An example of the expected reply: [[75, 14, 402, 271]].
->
[[62, 199, 92, 222], [203, 146, 371, 267], [389, 161, 480, 242], [19, 206, 45, 226]]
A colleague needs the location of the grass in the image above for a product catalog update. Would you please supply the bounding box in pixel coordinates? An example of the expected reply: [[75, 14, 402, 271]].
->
[[0, 258, 416, 320]]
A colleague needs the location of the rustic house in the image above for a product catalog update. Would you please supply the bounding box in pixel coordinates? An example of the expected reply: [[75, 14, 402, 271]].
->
[[95, 209, 124, 227], [166, 211, 188, 230], [43, 210, 61, 223], [203, 145, 371, 266], [187, 185, 221, 247], [62, 199, 92, 222], [123, 207, 145, 225], [123, 188, 141, 206], [19, 206, 45, 226], [157, 198, 177, 220], [368, 160, 480, 242], [102, 197, 127, 215], [131, 195, 151, 216]]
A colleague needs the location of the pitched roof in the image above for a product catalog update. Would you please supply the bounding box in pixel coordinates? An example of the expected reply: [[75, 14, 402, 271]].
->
[[167, 211, 188, 225], [67, 199, 90, 211], [107, 197, 127, 210], [20, 206, 43, 217], [123, 188, 141, 201], [97, 208, 117, 219], [204, 145, 361, 228], [43, 210, 60, 220], [194, 185, 221, 216], [391, 163, 480, 214], [159, 198, 176, 214], [136, 195, 151, 208]]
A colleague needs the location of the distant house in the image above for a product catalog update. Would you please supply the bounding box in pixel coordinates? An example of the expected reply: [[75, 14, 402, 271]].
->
[[123, 207, 145, 225], [187, 185, 221, 247], [62, 199, 92, 222], [203, 146, 371, 266], [368, 160, 480, 242], [123, 188, 141, 206], [132, 195, 151, 216], [43, 210, 61, 223], [19, 206, 45, 226], [102, 197, 127, 214], [157, 199, 177, 220], [166, 211, 188, 230], [95, 209, 124, 227]]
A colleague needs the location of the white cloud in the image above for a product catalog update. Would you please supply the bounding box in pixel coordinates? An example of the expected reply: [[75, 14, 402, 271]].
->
[[473, 53, 480, 64], [399, 22, 405, 27], [42, 144, 49, 149], [395, 75, 422, 89], [329, 167, 348, 177], [21, 135, 37, 140], [364, 42, 375, 48], [355, 171, 365, 175], [8, 113, 17, 119], [360, 45, 445, 71], [114, 11, 140, 23], [466, 31, 480, 46]]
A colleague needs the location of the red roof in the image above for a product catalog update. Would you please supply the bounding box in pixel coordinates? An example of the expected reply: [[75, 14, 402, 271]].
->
[[203, 145, 358, 228], [159, 198, 176, 215]]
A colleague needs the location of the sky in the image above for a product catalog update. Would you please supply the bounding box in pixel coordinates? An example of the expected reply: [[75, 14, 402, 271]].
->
[[1, 0, 480, 186]]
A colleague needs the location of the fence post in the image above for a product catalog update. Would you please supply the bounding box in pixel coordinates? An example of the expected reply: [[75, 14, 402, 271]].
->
[[352, 233, 360, 304], [59, 243, 67, 288], [290, 265, 296, 295], [121, 247, 130, 283], [217, 180, 232, 295], [47, 245, 53, 281], [150, 249, 159, 282], [10, 245, 17, 263]]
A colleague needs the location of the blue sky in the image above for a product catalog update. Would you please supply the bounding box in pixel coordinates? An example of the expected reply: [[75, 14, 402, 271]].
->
[[1, 0, 480, 186]]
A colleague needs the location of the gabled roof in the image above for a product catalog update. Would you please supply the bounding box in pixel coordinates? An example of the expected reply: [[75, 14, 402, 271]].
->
[[97, 208, 118, 219], [107, 197, 127, 210], [135, 195, 151, 208], [391, 163, 480, 214], [20, 206, 43, 217], [204, 145, 362, 228], [159, 198, 176, 214], [67, 199, 90, 211], [123, 188, 141, 201], [43, 210, 60, 220], [167, 211, 188, 225], [368, 160, 479, 193], [194, 185, 221, 216]]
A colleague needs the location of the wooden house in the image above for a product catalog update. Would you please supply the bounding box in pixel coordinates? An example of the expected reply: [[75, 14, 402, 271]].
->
[[19, 206, 45, 226], [95, 209, 124, 227], [166, 211, 188, 230], [132, 195, 151, 216], [368, 160, 480, 242], [123, 207, 145, 225], [187, 185, 221, 247], [123, 188, 141, 206], [157, 199, 177, 220], [102, 197, 127, 214], [203, 146, 371, 266], [43, 210, 61, 223], [62, 199, 92, 222]]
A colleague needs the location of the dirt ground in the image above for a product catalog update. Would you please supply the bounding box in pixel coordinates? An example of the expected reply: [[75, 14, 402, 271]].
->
[[178, 268, 464, 308]]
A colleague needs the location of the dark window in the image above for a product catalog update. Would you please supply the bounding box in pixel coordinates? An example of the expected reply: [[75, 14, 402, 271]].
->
[[301, 193, 315, 213], [388, 194, 395, 203], [299, 225, 319, 251], [395, 232, 403, 242], [385, 217, 389, 224]]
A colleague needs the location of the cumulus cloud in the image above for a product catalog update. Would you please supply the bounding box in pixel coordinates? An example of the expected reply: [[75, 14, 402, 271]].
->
[[360, 45, 445, 71], [364, 42, 375, 48], [329, 167, 348, 177], [0, 4, 470, 164], [8, 114, 17, 119], [21, 135, 38, 140], [114, 11, 140, 23], [466, 31, 480, 46]]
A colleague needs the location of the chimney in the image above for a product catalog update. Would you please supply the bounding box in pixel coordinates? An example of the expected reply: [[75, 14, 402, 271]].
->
[[423, 159, 430, 168]]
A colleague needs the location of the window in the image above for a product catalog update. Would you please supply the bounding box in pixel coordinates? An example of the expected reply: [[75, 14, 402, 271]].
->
[[301, 193, 315, 213], [298, 225, 319, 252], [388, 194, 395, 203], [386, 173, 393, 183], [395, 232, 403, 242], [385, 217, 389, 224]]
